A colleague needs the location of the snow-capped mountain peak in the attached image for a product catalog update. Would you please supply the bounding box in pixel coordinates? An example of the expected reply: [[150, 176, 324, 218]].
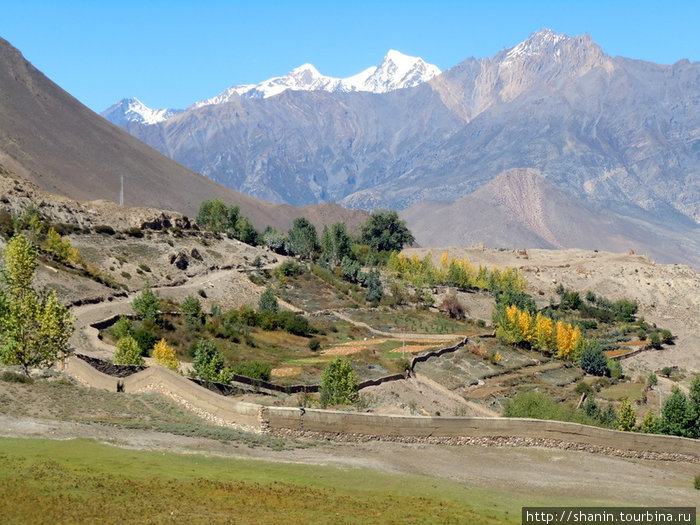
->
[[503, 28, 568, 62], [101, 97, 182, 126], [193, 50, 441, 107], [103, 51, 441, 122]]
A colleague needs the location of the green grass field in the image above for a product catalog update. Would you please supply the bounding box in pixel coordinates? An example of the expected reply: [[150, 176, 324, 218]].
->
[[0, 437, 521, 524]]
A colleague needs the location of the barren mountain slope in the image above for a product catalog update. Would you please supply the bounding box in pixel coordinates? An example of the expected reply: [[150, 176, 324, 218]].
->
[[401, 169, 700, 268], [405, 246, 700, 374], [0, 38, 366, 232]]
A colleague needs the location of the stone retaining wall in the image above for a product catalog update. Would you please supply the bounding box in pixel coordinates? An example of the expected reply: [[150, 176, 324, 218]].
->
[[64, 355, 700, 460]]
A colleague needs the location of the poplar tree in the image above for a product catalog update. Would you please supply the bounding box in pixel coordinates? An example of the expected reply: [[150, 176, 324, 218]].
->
[[0, 234, 73, 375]]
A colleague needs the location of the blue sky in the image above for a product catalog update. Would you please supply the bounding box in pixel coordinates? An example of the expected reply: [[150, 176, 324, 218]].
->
[[2, 1, 698, 112]]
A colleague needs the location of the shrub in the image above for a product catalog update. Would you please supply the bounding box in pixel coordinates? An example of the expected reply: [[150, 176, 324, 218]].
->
[[503, 391, 598, 426], [617, 398, 637, 431], [124, 227, 144, 238], [308, 338, 321, 351], [114, 336, 144, 365], [258, 287, 279, 313], [640, 410, 657, 434], [660, 329, 674, 344], [132, 285, 160, 323], [181, 294, 205, 331], [440, 295, 465, 320], [191, 340, 225, 383], [110, 316, 133, 340], [232, 361, 271, 381], [661, 366, 673, 378], [606, 358, 623, 379], [580, 341, 608, 376], [647, 372, 658, 386], [94, 225, 115, 235], [276, 259, 303, 278], [278, 311, 314, 336], [0, 371, 34, 384], [320, 357, 359, 407], [132, 326, 156, 356], [138, 263, 151, 273], [695, 474, 700, 490]]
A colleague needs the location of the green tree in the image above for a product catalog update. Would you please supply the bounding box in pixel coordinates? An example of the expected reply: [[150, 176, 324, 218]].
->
[[235, 216, 259, 245], [640, 410, 657, 434], [196, 199, 229, 232], [261, 227, 287, 254], [258, 287, 279, 313], [617, 398, 637, 431], [686, 375, 700, 439], [113, 335, 144, 365], [0, 234, 73, 375], [360, 210, 415, 252], [181, 294, 204, 331], [111, 316, 133, 340], [364, 269, 383, 304], [320, 222, 353, 267], [657, 387, 689, 437], [320, 356, 359, 406], [287, 218, 318, 260], [580, 341, 608, 376], [132, 284, 160, 323], [191, 340, 225, 383]]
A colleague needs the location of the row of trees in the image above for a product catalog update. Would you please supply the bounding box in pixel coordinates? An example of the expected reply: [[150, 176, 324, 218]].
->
[[386, 252, 528, 293], [197, 199, 415, 261], [496, 304, 584, 359]]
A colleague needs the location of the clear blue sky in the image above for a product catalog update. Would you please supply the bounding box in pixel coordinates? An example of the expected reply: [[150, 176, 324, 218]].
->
[[2, 0, 698, 112]]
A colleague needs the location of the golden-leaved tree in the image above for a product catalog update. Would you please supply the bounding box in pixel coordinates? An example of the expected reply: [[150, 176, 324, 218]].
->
[[153, 338, 179, 371]]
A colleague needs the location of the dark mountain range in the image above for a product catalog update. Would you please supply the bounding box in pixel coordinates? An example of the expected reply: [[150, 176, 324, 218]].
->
[[0, 37, 367, 232], [102, 30, 699, 266]]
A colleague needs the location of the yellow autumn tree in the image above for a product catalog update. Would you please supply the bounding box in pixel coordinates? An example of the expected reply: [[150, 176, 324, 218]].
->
[[153, 338, 179, 371], [518, 309, 534, 344], [533, 313, 554, 352], [555, 321, 575, 359]]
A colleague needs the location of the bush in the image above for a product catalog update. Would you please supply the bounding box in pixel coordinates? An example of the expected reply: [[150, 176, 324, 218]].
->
[[132, 327, 156, 356], [606, 358, 623, 379], [114, 336, 144, 365], [110, 316, 133, 340], [278, 311, 314, 336], [94, 225, 115, 235], [649, 332, 662, 349], [132, 285, 160, 323], [661, 329, 674, 345], [580, 342, 608, 376], [124, 227, 144, 238], [191, 340, 225, 383], [258, 287, 279, 313], [0, 371, 34, 384], [440, 295, 465, 320], [276, 259, 303, 278], [232, 361, 271, 381], [503, 391, 598, 425], [320, 357, 359, 407], [308, 338, 321, 351], [647, 372, 658, 386], [695, 474, 700, 490]]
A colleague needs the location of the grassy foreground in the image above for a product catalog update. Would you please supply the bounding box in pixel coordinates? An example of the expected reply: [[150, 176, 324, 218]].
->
[[0, 437, 522, 525]]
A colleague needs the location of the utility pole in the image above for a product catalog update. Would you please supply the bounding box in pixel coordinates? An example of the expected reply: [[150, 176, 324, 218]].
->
[[120, 175, 124, 206]]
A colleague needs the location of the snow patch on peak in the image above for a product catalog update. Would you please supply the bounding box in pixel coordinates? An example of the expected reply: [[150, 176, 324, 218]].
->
[[504, 28, 568, 62], [101, 97, 182, 125]]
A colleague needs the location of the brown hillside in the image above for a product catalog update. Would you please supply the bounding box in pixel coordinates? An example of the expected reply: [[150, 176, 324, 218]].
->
[[401, 168, 700, 268], [0, 37, 366, 232]]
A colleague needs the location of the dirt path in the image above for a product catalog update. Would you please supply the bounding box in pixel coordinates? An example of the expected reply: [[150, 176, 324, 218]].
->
[[70, 267, 270, 359]]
